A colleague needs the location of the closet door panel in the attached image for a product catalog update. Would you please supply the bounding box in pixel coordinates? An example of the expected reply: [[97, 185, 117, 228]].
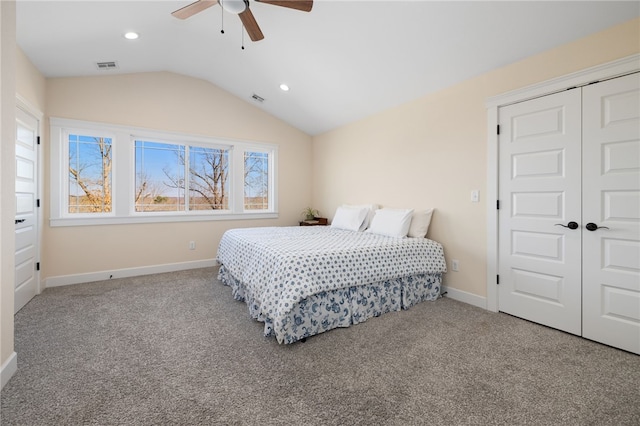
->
[[498, 89, 582, 334], [582, 72, 640, 354]]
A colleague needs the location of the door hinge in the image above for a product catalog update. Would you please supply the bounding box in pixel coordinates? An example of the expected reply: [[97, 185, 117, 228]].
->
[[497, 275, 499, 285], [497, 124, 500, 135], [36, 262, 40, 271], [496, 200, 500, 210], [37, 199, 40, 208], [37, 136, 41, 145]]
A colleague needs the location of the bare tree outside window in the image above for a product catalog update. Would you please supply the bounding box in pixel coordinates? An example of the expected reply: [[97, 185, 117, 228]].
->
[[134, 170, 168, 207], [68, 135, 112, 213], [134, 141, 229, 211], [187, 146, 229, 210], [244, 151, 269, 210]]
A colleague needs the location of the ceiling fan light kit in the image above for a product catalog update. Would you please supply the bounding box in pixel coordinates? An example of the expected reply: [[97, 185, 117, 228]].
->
[[172, 0, 313, 42], [219, 0, 247, 15]]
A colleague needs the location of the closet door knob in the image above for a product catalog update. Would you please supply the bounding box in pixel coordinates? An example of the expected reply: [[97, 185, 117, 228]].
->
[[586, 223, 609, 231], [555, 221, 579, 230]]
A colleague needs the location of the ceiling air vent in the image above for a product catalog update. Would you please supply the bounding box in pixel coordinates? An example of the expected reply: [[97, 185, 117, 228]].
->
[[96, 61, 118, 71], [251, 93, 265, 103]]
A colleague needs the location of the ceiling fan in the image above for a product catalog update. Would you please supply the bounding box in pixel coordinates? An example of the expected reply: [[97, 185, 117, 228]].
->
[[171, 0, 313, 42]]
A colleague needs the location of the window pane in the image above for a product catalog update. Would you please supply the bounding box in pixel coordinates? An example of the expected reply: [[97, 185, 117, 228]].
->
[[244, 151, 269, 210], [189, 146, 229, 210], [135, 141, 185, 212], [68, 134, 112, 213]]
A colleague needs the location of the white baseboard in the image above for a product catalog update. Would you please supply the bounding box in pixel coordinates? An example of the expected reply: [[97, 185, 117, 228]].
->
[[442, 285, 487, 309], [45, 259, 217, 288], [1, 352, 17, 390]]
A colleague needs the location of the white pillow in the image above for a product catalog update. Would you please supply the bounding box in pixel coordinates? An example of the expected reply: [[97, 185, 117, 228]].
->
[[408, 209, 434, 238], [331, 206, 369, 232], [366, 208, 414, 238], [343, 204, 378, 231]]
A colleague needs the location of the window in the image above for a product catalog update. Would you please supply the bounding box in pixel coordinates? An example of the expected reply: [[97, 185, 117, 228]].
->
[[135, 141, 185, 213], [188, 145, 230, 211], [68, 134, 113, 214], [134, 141, 231, 212], [244, 151, 269, 210], [50, 118, 278, 226]]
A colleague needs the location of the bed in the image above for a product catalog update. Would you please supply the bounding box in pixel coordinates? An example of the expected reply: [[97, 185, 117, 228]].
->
[[216, 223, 447, 344]]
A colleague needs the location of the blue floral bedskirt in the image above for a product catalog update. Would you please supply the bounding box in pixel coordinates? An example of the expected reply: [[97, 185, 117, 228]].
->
[[218, 265, 442, 344]]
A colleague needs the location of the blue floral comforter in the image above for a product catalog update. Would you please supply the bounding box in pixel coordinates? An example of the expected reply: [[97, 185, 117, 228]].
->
[[216, 226, 447, 343]]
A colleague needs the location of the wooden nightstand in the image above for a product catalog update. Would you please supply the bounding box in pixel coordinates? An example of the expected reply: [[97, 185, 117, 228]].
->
[[299, 217, 328, 226]]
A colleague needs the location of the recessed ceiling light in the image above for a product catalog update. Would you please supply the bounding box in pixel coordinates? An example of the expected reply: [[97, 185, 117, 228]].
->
[[280, 84, 290, 92], [124, 32, 139, 40]]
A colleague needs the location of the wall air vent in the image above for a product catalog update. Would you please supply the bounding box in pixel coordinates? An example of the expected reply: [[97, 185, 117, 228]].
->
[[251, 93, 265, 103], [96, 61, 118, 70]]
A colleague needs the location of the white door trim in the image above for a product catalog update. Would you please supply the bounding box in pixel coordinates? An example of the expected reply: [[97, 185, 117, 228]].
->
[[16, 95, 43, 295], [485, 53, 640, 313]]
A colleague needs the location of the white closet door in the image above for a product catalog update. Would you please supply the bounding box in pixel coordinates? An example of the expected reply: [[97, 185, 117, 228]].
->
[[15, 107, 40, 313], [498, 89, 582, 334], [582, 73, 640, 354]]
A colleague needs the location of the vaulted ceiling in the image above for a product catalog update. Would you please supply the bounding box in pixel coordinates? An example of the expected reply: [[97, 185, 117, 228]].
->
[[16, 1, 640, 135]]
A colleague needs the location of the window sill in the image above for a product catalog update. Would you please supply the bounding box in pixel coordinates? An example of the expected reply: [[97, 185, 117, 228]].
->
[[49, 212, 279, 227]]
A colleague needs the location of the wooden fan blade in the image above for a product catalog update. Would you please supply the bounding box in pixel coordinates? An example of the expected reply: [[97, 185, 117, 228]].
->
[[171, 0, 218, 20], [256, 0, 313, 12], [239, 8, 264, 42]]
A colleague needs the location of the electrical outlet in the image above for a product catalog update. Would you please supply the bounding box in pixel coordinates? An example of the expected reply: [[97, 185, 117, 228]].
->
[[451, 259, 460, 272], [189, 241, 196, 250]]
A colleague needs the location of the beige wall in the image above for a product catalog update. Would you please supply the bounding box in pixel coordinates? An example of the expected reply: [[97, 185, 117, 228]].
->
[[311, 17, 640, 299], [44, 72, 312, 279], [16, 48, 45, 111], [1, 0, 16, 378]]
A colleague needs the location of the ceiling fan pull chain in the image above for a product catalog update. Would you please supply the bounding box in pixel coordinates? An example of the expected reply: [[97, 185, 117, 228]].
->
[[241, 25, 245, 50], [220, 3, 225, 34]]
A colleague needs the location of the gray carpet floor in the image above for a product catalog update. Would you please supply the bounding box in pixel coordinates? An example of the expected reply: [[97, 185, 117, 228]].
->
[[1, 267, 639, 425]]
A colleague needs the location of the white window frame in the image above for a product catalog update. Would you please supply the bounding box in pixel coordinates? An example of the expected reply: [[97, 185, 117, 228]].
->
[[58, 126, 117, 219], [241, 147, 275, 212], [50, 117, 278, 227]]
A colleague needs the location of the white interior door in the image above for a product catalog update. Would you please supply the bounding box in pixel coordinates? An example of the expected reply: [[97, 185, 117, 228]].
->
[[498, 89, 582, 335], [15, 107, 40, 313], [582, 73, 640, 354]]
